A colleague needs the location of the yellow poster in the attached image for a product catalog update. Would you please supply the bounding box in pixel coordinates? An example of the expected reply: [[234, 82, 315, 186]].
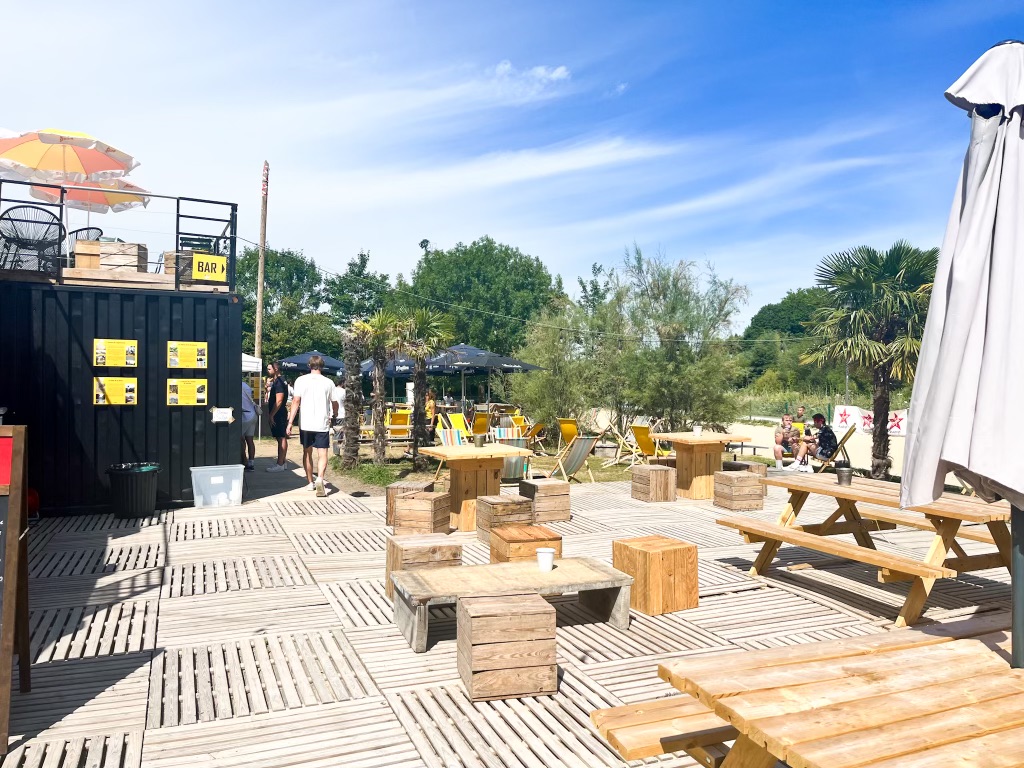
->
[[167, 341, 208, 369], [193, 253, 227, 282], [93, 339, 138, 367], [167, 379, 208, 406], [94, 377, 137, 406]]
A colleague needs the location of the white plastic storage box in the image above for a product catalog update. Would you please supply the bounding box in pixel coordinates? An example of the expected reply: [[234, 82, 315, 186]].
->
[[190, 464, 244, 507]]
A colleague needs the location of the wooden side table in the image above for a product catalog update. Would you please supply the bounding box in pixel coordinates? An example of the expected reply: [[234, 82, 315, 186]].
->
[[385, 534, 462, 600], [476, 494, 534, 543], [612, 535, 698, 615], [386, 480, 434, 525], [393, 492, 451, 536], [490, 525, 563, 563], [519, 478, 570, 522], [631, 465, 676, 502]]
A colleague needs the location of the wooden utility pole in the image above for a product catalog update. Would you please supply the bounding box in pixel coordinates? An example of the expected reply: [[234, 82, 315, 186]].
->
[[254, 161, 269, 361]]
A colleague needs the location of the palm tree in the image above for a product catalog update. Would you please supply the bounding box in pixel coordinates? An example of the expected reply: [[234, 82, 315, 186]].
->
[[339, 328, 365, 469], [803, 241, 938, 479], [353, 309, 403, 465], [399, 309, 454, 469]]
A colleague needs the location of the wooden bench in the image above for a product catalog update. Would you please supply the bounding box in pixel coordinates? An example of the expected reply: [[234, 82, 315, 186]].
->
[[717, 516, 956, 580], [591, 696, 735, 765]]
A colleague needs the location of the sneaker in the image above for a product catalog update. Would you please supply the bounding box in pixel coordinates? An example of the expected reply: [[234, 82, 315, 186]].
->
[[315, 477, 326, 497], [800, 463, 815, 473], [783, 461, 799, 471], [265, 463, 286, 473], [245, 462, 255, 472], [305, 481, 316, 491]]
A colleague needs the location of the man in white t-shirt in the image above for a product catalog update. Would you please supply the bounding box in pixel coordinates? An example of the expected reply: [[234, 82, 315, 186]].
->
[[286, 355, 338, 496]]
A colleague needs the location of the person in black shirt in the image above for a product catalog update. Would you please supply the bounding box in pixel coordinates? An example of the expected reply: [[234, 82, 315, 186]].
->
[[265, 362, 290, 472], [788, 413, 838, 472]]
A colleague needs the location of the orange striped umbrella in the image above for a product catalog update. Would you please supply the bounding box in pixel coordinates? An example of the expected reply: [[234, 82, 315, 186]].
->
[[30, 179, 150, 213], [0, 129, 138, 183]]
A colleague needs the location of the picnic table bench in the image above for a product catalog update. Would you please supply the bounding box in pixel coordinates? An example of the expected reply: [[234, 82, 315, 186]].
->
[[718, 472, 1010, 626], [592, 612, 1013, 766], [389, 557, 632, 652]]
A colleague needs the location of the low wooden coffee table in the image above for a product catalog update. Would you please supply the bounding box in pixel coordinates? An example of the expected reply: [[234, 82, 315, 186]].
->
[[390, 557, 633, 652]]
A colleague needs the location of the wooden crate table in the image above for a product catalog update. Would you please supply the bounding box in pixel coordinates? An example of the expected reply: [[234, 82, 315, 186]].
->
[[384, 534, 462, 600], [420, 443, 532, 532], [386, 480, 434, 526], [722, 459, 767, 496], [631, 464, 676, 502], [518, 478, 571, 522], [490, 525, 562, 563], [712, 470, 763, 511], [476, 494, 533, 543], [457, 593, 557, 701], [392, 491, 451, 536], [720, 472, 1011, 626], [390, 557, 632, 652], [612, 535, 698, 615], [656, 432, 750, 500], [657, 612, 1020, 768]]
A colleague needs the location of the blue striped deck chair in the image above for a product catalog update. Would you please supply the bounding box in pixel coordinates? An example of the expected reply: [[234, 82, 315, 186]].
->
[[547, 430, 605, 483], [433, 428, 467, 481], [496, 436, 529, 482], [490, 427, 522, 440]]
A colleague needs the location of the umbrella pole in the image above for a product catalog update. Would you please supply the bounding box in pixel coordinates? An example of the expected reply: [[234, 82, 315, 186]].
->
[[1014, 505, 1024, 668]]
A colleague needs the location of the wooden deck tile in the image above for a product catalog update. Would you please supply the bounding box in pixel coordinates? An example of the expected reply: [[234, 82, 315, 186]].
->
[[169, 516, 283, 540], [156, 586, 340, 646], [321, 581, 394, 627], [269, 497, 377, 516], [164, 534, 295, 565], [161, 555, 313, 597], [345, 625, 461, 692], [292, 528, 389, 555], [278, 513, 383, 534], [30, 544, 164, 578], [30, 600, 158, 663], [42, 526, 167, 554], [147, 629, 377, 728], [9, 655, 151, 741], [3, 731, 143, 768], [140, 699, 423, 768], [300, 551, 385, 582], [30, 569, 163, 609], [582, 647, 737, 704]]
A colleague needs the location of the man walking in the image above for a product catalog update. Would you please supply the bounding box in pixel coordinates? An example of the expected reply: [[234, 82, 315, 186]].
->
[[240, 379, 257, 471], [265, 362, 289, 472], [287, 355, 337, 496]]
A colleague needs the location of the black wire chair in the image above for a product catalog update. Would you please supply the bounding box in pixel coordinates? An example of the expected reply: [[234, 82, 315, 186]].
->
[[69, 226, 103, 244], [0, 205, 66, 276]]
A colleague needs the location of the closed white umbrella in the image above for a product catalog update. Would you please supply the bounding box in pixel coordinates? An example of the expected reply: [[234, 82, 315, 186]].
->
[[900, 40, 1024, 663]]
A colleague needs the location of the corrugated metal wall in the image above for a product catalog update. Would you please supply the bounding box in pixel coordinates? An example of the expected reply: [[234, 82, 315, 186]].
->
[[0, 281, 242, 512]]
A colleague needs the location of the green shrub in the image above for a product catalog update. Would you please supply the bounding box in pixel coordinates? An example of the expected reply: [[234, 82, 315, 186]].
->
[[356, 463, 399, 486]]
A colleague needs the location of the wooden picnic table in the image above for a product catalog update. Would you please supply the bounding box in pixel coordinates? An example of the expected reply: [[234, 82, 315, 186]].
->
[[658, 612, 1023, 768], [656, 432, 751, 499], [719, 472, 1010, 626], [420, 443, 532, 532], [389, 556, 632, 652]]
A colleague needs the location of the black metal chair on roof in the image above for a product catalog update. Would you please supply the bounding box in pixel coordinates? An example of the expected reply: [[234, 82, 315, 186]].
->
[[0, 205, 66, 276], [69, 226, 103, 244]]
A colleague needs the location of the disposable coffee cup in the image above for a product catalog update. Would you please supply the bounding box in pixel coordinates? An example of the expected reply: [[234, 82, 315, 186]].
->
[[473, 434, 486, 448], [692, 425, 703, 436], [536, 547, 556, 572]]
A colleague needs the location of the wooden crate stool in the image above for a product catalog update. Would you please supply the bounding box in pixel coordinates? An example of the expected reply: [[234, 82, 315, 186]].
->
[[631, 464, 676, 502], [490, 525, 562, 564], [385, 534, 462, 600], [519, 478, 570, 522], [612, 535, 698, 615], [457, 593, 557, 701], [650, 456, 676, 468], [393, 491, 451, 535], [713, 470, 763, 511], [476, 494, 534, 543], [386, 480, 434, 526], [722, 460, 767, 497]]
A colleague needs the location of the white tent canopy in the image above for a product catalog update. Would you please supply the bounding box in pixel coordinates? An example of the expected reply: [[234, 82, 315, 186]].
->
[[242, 353, 262, 373]]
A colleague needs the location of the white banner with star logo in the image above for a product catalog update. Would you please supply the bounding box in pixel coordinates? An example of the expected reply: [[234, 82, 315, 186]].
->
[[833, 406, 908, 436]]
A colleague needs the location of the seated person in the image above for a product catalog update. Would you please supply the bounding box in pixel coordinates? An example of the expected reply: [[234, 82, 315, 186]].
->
[[787, 413, 838, 472], [773, 414, 795, 468], [792, 404, 807, 436]]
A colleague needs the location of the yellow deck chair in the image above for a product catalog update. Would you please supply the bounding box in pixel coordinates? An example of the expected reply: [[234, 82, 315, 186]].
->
[[813, 425, 856, 473], [472, 412, 490, 435], [630, 424, 671, 464], [445, 412, 473, 440], [510, 414, 527, 433], [387, 410, 412, 441], [557, 418, 579, 451], [523, 422, 547, 454]]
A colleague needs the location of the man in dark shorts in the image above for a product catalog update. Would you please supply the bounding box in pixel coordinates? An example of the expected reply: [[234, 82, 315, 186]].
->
[[790, 413, 839, 472], [265, 362, 289, 472], [286, 355, 338, 496]]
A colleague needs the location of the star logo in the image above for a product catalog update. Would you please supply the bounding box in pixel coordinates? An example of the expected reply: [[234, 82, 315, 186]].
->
[[862, 414, 874, 429], [888, 412, 904, 431], [838, 408, 850, 426]]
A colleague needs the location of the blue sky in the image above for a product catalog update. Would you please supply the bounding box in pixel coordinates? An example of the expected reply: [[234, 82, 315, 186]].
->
[[3, 1, 1021, 327]]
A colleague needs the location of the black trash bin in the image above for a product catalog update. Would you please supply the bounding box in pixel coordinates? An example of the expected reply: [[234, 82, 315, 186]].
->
[[107, 462, 161, 519]]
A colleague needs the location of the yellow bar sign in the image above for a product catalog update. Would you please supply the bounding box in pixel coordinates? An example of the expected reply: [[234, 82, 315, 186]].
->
[[193, 253, 227, 282]]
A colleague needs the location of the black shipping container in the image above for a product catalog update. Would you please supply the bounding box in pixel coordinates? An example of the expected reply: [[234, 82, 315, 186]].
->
[[0, 280, 242, 513]]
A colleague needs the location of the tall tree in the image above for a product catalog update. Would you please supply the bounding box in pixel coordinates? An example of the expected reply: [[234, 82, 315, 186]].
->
[[340, 329, 365, 469], [353, 310, 403, 465], [743, 287, 829, 338], [323, 251, 390, 326], [803, 241, 938, 478], [398, 309, 455, 469], [407, 236, 560, 354]]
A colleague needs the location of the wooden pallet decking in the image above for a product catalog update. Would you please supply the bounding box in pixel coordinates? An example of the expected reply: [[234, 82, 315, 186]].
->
[[3, 476, 1009, 767]]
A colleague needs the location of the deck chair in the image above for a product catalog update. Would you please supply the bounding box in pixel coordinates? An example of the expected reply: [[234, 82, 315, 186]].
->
[[387, 410, 412, 441], [812, 425, 856, 473], [472, 412, 490, 435], [445, 412, 473, 441], [433, 428, 467, 480], [547, 430, 605, 483], [359, 407, 374, 441], [496, 436, 530, 483], [557, 418, 579, 451], [510, 414, 527, 433], [491, 427, 522, 440], [630, 424, 672, 465], [523, 422, 547, 454]]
